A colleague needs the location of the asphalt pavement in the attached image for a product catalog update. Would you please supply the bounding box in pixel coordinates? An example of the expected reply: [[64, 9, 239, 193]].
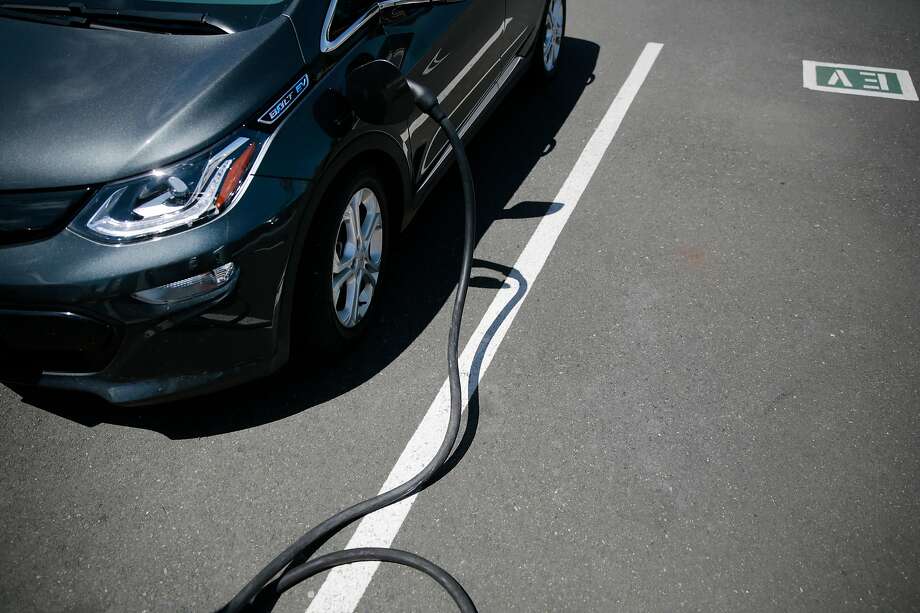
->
[[2, 0, 919, 611]]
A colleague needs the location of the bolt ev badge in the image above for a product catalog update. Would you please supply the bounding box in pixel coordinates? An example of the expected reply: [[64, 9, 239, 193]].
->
[[258, 74, 310, 125]]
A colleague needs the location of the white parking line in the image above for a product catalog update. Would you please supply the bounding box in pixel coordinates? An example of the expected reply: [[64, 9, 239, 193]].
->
[[306, 41, 664, 613]]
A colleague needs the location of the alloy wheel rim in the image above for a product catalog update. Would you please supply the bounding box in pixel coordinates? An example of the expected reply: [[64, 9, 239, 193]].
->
[[332, 187, 383, 328], [543, 0, 563, 72]]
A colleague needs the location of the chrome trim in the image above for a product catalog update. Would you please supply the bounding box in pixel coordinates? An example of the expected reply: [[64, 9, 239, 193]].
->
[[407, 18, 510, 140], [220, 126, 284, 223], [419, 51, 504, 173], [321, 3, 378, 54], [377, 0, 433, 10], [418, 55, 524, 191], [322, 0, 435, 54], [418, 23, 526, 176]]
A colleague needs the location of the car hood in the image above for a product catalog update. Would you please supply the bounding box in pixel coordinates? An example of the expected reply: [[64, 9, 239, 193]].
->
[[0, 16, 304, 190]]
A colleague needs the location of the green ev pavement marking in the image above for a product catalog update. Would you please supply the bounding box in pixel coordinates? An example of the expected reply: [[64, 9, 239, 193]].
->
[[803, 60, 918, 101], [817, 65, 903, 94]]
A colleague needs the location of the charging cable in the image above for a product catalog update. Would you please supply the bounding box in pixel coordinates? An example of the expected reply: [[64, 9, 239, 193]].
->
[[222, 65, 479, 613]]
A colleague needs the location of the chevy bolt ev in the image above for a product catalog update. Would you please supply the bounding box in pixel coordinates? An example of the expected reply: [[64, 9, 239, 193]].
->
[[0, 0, 566, 405]]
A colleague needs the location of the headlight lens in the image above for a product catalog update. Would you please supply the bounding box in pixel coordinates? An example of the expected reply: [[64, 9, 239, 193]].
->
[[72, 130, 266, 242]]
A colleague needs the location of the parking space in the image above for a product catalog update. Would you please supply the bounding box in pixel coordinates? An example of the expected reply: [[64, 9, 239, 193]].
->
[[1, 1, 918, 612]]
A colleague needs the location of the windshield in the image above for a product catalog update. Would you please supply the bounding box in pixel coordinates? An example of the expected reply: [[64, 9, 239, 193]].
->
[[0, 0, 291, 31]]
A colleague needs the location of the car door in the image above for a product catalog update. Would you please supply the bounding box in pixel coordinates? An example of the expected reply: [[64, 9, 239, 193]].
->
[[381, 0, 506, 191]]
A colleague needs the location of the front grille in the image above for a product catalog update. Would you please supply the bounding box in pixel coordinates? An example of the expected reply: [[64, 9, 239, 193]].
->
[[0, 310, 119, 379], [0, 188, 90, 244]]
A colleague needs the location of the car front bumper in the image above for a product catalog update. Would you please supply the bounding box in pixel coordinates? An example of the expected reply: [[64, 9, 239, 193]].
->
[[0, 175, 310, 405]]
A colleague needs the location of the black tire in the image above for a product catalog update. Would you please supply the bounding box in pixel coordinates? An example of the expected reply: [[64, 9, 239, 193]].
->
[[292, 166, 392, 359], [529, 0, 566, 82]]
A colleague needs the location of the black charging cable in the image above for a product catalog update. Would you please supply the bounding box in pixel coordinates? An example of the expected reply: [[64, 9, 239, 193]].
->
[[222, 75, 478, 613]]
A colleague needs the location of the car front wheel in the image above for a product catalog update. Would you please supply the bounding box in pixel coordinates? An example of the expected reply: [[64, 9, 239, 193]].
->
[[532, 0, 566, 80], [294, 167, 392, 357]]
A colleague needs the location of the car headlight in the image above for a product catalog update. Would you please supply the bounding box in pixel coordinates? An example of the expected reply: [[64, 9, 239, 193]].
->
[[72, 130, 267, 242]]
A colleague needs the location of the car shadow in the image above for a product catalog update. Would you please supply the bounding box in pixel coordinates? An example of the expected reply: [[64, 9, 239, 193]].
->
[[20, 37, 600, 440]]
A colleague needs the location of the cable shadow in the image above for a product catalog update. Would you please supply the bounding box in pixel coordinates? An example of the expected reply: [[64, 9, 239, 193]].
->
[[500, 200, 563, 219], [429, 259, 527, 486], [17, 37, 600, 439], [229, 259, 527, 613]]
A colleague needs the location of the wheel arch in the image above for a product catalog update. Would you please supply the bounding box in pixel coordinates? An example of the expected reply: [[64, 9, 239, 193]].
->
[[312, 130, 412, 233], [275, 129, 412, 365]]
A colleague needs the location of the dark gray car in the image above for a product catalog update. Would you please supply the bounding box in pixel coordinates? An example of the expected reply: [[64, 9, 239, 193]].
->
[[0, 0, 565, 404]]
